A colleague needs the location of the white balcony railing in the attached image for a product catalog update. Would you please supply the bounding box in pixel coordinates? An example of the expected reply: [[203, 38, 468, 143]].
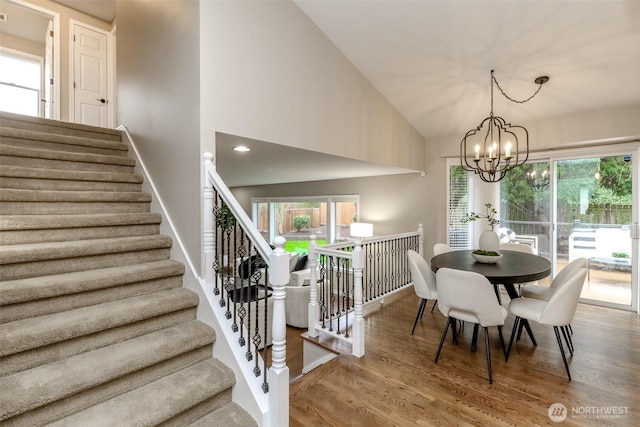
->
[[307, 226, 423, 357]]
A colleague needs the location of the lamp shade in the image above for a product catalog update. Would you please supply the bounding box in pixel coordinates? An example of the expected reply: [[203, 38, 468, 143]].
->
[[350, 222, 373, 238]]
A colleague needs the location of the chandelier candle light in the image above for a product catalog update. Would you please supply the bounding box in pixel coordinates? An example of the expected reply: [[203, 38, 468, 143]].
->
[[460, 70, 549, 182]]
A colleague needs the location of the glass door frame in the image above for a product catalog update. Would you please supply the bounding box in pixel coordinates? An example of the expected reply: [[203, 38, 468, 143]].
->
[[544, 142, 639, 312]]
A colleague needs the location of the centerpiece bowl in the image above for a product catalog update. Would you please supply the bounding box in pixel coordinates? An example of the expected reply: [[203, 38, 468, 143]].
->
[[471, 250, 503, 264]]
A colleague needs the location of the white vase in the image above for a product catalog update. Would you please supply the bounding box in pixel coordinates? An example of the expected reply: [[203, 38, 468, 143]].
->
[[479, 230, 500, 252]]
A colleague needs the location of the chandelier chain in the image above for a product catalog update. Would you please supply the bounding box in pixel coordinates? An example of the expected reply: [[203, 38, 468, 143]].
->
[[492, 74, 545, 105]]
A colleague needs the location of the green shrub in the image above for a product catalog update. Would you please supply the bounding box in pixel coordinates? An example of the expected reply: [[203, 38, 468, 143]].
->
[[293, 215, 311, 231], [612, 252, 629, 258]]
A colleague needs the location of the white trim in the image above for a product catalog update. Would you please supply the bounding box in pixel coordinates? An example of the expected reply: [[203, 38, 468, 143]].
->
[[5, 0, 60, 120], [69, 19, 115, 127]]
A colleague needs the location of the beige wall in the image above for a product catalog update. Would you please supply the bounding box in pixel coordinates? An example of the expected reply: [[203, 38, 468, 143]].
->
[[232, 172, 428, 236], [0, 32, 44, 57], [25, 0, 113, 121], [199, 0, 425, 172], [116, 0, 202, 271]]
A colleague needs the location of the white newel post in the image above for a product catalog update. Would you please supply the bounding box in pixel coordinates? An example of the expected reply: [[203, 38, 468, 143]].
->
[[202, 153, 215, 285], [268, 236, 289, 426], [352, 239, 365, 357], [418, 223, 424, 256], [307, 235, 319, 337]]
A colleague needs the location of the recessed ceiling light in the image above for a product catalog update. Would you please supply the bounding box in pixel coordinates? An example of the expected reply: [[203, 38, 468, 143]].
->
[[233, 146, 250, 152]]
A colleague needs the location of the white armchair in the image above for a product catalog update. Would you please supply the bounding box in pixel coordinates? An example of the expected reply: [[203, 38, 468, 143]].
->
[[284, 282, 310, 328], [284, 253, 312, 328]]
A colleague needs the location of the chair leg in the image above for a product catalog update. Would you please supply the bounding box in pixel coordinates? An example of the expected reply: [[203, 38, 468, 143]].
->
[[554, 326, 572, 381], [493, 284, 502, 305], [484, 327, 493, 384], [435, 317, 453, 363], [430, 300, 438, 313], [561, 325, 574, 355], [506, 316, 520, 361], [497, 325, 507, 360], [452, 317, 458, 345], [568, 324, 573, 335], [471, 323, 479, 352], [411, 299, 427, 335]]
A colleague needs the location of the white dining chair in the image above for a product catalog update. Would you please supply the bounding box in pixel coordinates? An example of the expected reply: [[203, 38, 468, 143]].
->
[[434, 268, 508, 384], [506, 266, 588, 380], [499, 242, 536, 255], [433, 243, 452, 257], [520, 257, 587, 302], [498, 242, 536, 300], [519, 257, 587, 340], [407, 250, 438, 335]]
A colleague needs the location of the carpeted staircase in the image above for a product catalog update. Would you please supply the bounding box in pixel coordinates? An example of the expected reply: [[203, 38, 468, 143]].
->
[[0, 112, 257, 426]]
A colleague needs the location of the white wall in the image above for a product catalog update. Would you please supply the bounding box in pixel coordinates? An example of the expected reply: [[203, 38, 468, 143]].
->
[[116, 0, 202, 271], [199, 0, 425, 172]]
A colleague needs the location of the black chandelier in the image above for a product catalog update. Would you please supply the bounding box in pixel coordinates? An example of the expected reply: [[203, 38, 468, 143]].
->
[[526, 166, 550, 190], [460, 70, 549, 182]]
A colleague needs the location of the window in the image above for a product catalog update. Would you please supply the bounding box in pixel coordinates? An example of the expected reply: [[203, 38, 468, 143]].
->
[[447, 162, 473, 249], [0, 50, 42, 117], [252, 196, 359, 253]]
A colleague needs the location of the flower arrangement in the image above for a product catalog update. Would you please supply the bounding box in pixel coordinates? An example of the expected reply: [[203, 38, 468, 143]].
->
[[461, 203, 500, 231]]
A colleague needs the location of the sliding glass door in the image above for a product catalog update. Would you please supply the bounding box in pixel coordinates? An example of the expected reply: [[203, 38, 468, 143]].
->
[[497, 147, 638, 311], [555, 154, 634, 307]]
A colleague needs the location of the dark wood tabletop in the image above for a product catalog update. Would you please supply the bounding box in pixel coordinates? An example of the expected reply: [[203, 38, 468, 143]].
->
[[430, 249, 551, 285]]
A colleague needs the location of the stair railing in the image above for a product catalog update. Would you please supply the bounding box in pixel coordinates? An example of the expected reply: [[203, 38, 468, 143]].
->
[[203, 153, 288, 425], [307, 225, 423, 357]]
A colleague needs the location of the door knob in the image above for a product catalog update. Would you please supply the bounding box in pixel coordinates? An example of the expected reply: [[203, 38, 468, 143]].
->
[[96, 98, 107, 104]]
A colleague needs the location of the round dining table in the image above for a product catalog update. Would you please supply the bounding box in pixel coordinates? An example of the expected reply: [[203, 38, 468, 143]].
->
[[430, 249, 551, 346]]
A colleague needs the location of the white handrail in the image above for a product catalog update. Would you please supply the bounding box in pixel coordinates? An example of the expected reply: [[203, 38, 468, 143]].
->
[[204, 153, 272, 262]]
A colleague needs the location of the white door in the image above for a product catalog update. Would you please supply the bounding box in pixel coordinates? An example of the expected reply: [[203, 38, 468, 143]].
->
[[72, 23, 108, 127], [44, 20, 53, 119]]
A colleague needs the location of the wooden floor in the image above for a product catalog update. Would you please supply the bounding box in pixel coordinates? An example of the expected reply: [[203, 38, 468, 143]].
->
[[287, 287, 640, 426]]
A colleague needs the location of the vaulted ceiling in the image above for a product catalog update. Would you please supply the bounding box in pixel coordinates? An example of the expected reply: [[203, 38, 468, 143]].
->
[[5, 1, 638, 186]]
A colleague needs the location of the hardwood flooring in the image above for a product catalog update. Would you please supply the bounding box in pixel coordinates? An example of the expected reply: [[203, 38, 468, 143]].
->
[[287, 287, 640, 426]]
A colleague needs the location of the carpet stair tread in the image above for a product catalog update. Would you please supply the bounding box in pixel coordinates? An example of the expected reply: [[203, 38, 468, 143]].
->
[[0, 111, 122, 141], [0, 127, 128, 156], [0, 188, 150, 203], [0, 321, 215, 422], [0, 235, 172, 265], [0, 259, 184, 305], [0, 287, 200, 357], [0, 213, 161, 231], [0, 165, 141, 183], [47, 358, 235, 427], [0, 144, 135, 167]]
